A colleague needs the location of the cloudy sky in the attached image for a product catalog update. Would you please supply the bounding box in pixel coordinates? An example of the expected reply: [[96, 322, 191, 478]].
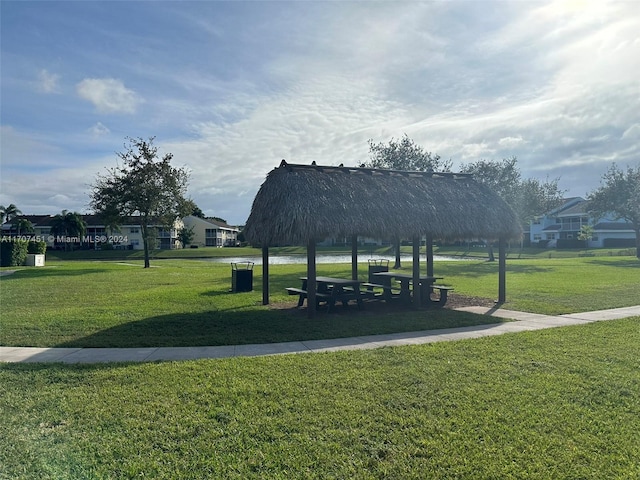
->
[[1, 0, 639, 225]]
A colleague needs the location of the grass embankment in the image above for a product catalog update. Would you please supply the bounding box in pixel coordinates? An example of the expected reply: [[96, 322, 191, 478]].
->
[[1, 318, 639, 479], [1, 257, 638, 348]]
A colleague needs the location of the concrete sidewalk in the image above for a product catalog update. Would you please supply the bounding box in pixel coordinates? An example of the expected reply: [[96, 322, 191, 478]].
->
[[1, 305, 638, 364]]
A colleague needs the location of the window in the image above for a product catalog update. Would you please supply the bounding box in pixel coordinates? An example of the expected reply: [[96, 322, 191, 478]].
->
[[130, 227, 139, 234]]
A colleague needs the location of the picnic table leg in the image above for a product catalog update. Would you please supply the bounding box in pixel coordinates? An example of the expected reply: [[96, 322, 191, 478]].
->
[[426, 287, 449, 308], [327, 290, 338, 312], [355, 285, 363, 309], [299, 279, 308, 307], [400, 279, 412, 304]]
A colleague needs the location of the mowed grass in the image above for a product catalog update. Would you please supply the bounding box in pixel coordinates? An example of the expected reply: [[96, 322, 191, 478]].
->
[[1, 318, 639, 479], [1, 256, 638, 347]]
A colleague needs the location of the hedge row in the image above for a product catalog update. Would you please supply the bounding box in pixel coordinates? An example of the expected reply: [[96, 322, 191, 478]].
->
[[0, 240, 46, 267]]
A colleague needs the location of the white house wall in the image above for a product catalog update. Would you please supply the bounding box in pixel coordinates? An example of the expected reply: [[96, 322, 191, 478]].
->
[[182, 216, 239, 248]]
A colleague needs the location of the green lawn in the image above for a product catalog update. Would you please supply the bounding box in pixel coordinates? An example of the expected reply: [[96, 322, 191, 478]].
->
[[43, 244, 638, 261], [1, 257, 638, 348], [1, 318, 638, 479]]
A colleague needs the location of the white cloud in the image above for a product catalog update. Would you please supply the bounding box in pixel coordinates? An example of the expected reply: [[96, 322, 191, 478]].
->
[[76, 78, 141, 114], [89, 122, 111, 136], [36, 69, 61, 94]]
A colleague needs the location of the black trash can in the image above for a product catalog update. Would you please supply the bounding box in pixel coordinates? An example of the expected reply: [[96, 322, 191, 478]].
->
[[368, 259, 389, 282], [231, 262, 254, 292]]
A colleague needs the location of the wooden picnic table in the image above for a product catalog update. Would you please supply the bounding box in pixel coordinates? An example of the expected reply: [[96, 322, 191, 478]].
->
[[286, 276, 364, 312], [370, 271, 452, 307]]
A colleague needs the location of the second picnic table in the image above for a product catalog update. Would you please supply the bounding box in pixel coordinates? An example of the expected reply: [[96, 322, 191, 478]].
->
[[287, 276, 364, 312], [369, 271, 452, 307]]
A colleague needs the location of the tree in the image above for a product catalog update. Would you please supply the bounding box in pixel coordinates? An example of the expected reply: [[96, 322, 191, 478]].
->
[[177, 226, 195, 248], [90, 137, 192, 268], [12, 218, 34, 236], [516, 176, 567, 225], [460, 157, 521, 206], [577, 224, 594, 255], [364, 135, 451, 267], [588, 163, 640, 259], [191, 205, 205, 218], [460, 157, 565, 260], [1, 204, 22, 224], [366, 134, 452, 172], [50, 210, 87, 251]]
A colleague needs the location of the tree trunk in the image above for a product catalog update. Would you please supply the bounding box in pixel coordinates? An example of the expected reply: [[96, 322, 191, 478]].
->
[[635, 226, 640, 259], [394, 238, 401, 269], [141, 221, 150, 268], [486, 242, 495, 262]]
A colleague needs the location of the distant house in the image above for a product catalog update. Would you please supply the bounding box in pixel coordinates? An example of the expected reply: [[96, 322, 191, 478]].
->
[[529, 198, 635, 248], [182, 215, 239, 247], [1, 214, 183, 250]]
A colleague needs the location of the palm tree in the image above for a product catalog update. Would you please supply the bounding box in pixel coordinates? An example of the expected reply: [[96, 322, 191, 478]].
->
[[50, 210, 87, 251], [12, 218, 34, 236], [1, 204, 22, 224]]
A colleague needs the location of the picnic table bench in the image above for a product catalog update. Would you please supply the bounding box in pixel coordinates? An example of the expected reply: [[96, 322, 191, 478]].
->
[[287, 276, 364, 312]]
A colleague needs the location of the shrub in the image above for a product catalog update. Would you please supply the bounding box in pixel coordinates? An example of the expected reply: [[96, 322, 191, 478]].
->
[[27, 241, 47, 254], [0, 240, 29, 267]]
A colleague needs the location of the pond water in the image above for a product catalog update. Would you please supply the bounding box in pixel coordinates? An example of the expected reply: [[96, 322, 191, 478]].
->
[[202, 254, 470, 265]]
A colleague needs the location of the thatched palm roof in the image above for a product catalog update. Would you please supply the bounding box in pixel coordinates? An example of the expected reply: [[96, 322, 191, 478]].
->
[[244, 161, 522, 246]]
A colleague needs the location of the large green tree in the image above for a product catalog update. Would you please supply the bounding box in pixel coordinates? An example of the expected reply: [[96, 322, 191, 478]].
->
[[460, 157, 565, 260], [364, 135, 452, 267], [90, 137, 192, 268], [460, 157, 565, 226], [50, 210, 87, 251], [366, 134, 452, 172], [588, 163, 640, 259]]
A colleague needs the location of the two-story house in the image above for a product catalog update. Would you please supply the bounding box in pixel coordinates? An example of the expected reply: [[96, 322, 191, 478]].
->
[[182, 216, 239, 247], [1, 214, 182, 250], [530, 198, 635, 248]]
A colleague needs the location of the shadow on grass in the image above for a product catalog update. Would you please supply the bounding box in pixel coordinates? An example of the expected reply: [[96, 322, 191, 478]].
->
[[0, 268, 110, 280], [54, 300, 506, 349], [436, 262, 553, 278], [585, 258, 640, 268]]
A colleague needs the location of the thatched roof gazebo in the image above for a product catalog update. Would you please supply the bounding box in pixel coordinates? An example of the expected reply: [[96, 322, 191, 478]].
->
[[244, 160, 522, 317]]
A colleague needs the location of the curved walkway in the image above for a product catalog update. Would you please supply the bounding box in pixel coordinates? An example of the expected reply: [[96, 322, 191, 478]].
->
[[1, 306, 639, 364]]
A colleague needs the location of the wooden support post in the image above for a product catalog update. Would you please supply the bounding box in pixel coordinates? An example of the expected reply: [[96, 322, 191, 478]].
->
[[307, 239, 317, 319], [261, 246, 269, 305], [351, 234, 358, 280], [412, 236, 421, 308], [498, 237, 506, 304], [426, 236, 434, 277]]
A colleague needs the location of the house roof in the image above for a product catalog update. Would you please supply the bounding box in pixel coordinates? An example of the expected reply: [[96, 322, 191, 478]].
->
[[1, 214, 56, 228], [593, 222, 635, 231], [556, 201, 589, 217], [244, 161, 522, 246], [546, 197, 585, 216], [1, 214, 177, 228]]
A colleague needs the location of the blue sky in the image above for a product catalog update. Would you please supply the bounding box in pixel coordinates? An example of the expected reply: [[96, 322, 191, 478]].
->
[[2, 0, 639, 225]]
